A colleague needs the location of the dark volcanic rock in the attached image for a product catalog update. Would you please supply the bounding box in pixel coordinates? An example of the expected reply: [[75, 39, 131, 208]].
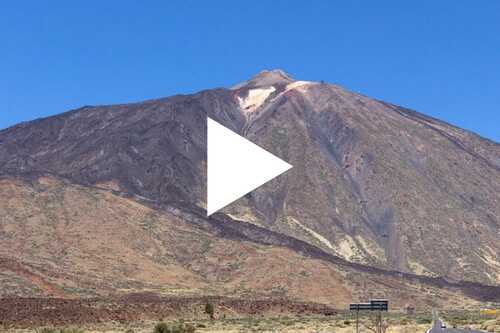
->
[[0, 89, 244, 206]]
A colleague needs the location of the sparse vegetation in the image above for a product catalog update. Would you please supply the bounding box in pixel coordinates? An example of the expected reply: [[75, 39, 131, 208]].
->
[[153, 322, 169, 333], [14, 310, 499, 333], [363, 313, 390, 333], [205, 302, 215, 320], [153, 322, 195, 333], [416, 317, 432, 324], [36, 328, 85, 333], [441, 310, 500, 332], [18, 312, 500, 333]]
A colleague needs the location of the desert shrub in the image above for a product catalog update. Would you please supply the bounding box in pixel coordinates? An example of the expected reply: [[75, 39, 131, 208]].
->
[[153, 322, 170, 333], [205, 302, 215, 319], [152, 322, 195, 333], [36, 329, 57, 333], [125, 329, 135, 333], [416, 317, 432, 324], [280, 319, 293, 326]]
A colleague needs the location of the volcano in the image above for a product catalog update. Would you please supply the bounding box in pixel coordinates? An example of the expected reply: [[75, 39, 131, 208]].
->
[[0, 70, 499, 308]]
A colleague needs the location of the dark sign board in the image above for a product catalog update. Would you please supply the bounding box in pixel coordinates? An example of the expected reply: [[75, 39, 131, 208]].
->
[[350, 303, 371, 311], [370, 299, 388, 311], [349, 299, 388, 312]]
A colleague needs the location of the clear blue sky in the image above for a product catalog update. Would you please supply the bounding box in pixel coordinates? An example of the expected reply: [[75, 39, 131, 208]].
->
[[1, 1, 499, 142]]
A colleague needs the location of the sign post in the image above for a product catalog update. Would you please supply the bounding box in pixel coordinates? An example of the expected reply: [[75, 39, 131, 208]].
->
[[349, 300, 389, 333], [356, 307, 359, 333]]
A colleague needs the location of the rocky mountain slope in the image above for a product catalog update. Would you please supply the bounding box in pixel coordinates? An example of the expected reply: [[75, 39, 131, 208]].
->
[[0, 175, 498, 309], [230, 70, 500, 284], [0, 70, 499, 307]]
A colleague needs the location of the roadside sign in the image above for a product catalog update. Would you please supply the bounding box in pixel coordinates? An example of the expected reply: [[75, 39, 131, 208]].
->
[[349, 299, 388, 333], [349, 299, 388, 312], [370, 299, 388, 311]]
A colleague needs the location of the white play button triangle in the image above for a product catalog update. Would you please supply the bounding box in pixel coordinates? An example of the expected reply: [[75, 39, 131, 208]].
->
[[207, 117, 292, 216]]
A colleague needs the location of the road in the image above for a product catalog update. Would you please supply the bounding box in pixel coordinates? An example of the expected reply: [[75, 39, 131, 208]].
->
[[429, 310, 485, 333]]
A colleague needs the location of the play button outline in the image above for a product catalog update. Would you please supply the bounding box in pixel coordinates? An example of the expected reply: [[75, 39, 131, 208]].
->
[[207, 117, 293, 216]]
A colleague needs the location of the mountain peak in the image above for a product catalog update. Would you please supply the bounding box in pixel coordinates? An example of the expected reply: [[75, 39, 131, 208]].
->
[[252, 69, 294, 83], [231, 69, 295, 90]]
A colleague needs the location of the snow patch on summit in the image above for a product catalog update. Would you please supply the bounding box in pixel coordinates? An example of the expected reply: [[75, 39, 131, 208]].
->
[[237, 86, 276, 112], [284, 81, 314, 92]]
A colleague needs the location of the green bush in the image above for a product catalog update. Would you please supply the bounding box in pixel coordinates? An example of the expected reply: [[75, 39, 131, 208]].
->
[[153, 322, 195, 333], [153, 323, 170, 333], [205, 303, 215, 319]]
